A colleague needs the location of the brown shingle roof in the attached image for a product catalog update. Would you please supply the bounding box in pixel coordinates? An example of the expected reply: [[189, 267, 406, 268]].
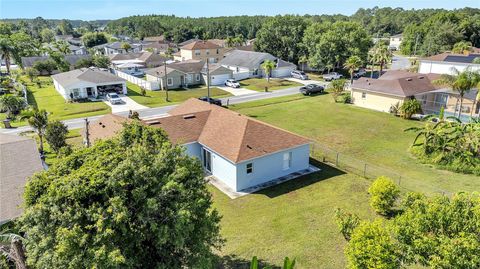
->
[[83, 114, 131, 143], [181, 40, 221, 50], [151, 98, 311, 163], [352, 71, 442, 97], [0, 134, 43, 223]]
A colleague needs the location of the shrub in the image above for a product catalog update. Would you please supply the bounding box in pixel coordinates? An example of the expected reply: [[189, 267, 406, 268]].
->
[[32, 60, 57, 75], [334, 208, 360, 241], [337, 92, 351, 104], [399, 99, 421, 119], [45, 120, 69, 154], [368, 176, 400, 215], [0, 95, 26, 118]]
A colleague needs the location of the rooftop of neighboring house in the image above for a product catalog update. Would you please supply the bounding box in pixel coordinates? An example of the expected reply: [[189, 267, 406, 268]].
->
[[142, 42, 172, 50], [143, 35, 166, 42], [109, 51, 169, 63], [85, 114, 131, 143], [208, 39, 226, 47], [390, 33, 403, 39], [51, 67, 126, 88], [86, 98, 311, 164], [351, 70, 442, 97], [145, 60, 205, 77], [178, 38, 201, 47], [422, 52, 480, 64], [180, 40, 222, 50], [219, 50, 277, 69], [21, 54, 91, 68], [0, 134, 43, 224]]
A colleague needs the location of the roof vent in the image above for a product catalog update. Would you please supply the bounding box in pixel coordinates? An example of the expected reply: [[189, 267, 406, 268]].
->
[[246, 145, 253, 149], [183, 114, 196, 119], [418, 76, 424, 79], [145, 120, 160, 125], [406, 78, 413, 81], [368, 82, 371, 85]]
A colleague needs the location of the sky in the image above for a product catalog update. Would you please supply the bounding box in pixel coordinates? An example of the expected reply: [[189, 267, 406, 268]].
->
[[0, 0, 478, 20]]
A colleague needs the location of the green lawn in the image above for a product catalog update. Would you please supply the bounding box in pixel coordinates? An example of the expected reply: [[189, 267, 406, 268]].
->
[[1, 76, 111, 127], [239, 78, 302, 92], [127, 82, 233, 108], [213, 162, 376, 268], [228, 94, 480, 195]]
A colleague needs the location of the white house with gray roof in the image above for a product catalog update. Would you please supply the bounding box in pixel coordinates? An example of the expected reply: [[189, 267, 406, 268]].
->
[[220, 50, 296, 80], [51, 67, 127, 100]]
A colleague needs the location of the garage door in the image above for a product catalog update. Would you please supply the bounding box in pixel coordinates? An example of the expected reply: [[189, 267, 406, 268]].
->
[[209, 73, 232, 86], [272, 67, 294, 78]]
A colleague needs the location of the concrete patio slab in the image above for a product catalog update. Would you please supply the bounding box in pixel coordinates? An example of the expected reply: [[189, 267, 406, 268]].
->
[[207, 164, 321, 199], [218, 86, 257, 96]]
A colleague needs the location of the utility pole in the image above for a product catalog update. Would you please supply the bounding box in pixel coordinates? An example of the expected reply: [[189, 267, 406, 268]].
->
[[164, 59, 169, 102], [413, 34, 420, 57], [84, 118, 90, 148], [206, 59, 211, 102]]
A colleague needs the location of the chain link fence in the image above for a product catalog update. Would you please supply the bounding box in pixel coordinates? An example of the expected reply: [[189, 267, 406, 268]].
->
[[310, 143, 452, 196]]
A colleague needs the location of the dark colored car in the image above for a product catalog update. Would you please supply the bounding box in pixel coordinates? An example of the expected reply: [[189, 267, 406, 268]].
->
[[299, 84, 324, 95], [198, 96, 222, 106]]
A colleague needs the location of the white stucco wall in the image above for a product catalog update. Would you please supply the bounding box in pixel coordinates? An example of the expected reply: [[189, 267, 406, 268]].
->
[[351, 89, 405, 113], [419, 61, 480, 75]]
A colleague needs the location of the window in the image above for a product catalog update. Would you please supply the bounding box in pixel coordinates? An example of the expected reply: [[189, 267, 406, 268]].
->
[[216, 49, 219, 54], [361, 92, 366, 99], [167, 78, 173, 86], [206, 49, 210, 55], [194, 50, 201, 56], [283, 152, 292, 170], [246, 163, 253, 174], [72, 88, 80, 98], [195, 74, 201, 81], [236, 67, 239, 72]]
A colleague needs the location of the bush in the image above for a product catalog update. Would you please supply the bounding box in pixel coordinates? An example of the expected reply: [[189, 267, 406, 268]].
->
[[368, 176, 400, 215], [32, 60, 57, 75], [45, 120, 68, 154], [0, 95, 26, 118], [334, 208, 360, 241], [399, 99, 421, 119], [337, 92, 351, 104]]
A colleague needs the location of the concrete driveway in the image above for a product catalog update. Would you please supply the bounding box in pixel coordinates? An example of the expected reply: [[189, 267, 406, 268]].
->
[[286, 77, 329, 87], [218, 86, 257, 96], [391, 55, 411, 70], [103, 95, 148, 113]]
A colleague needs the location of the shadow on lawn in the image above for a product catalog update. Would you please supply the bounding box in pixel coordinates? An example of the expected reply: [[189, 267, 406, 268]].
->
[[257, 158, 346, 199], [215, 254, 280, 269]]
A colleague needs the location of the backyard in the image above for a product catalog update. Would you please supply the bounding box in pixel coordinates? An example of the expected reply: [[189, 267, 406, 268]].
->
[[239, 78, 302, 92], [1, 76, 111, 127], [127, 82, 232, 107]]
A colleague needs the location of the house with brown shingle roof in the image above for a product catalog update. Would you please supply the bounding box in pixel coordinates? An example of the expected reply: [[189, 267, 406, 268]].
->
[[418, 51, 480, 75], [84, 98, 312, 192], [174, 40, 225, 63]]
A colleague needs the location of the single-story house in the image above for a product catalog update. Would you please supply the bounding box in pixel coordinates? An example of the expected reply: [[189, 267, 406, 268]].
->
[[145, 60, 232, 89], [219, 50, 296, 80], [43, 43, 87, 55], [55, 35, 82, 46], [418, 52, 480, 75], [21, 55, 91, 73], [0, 134, 44, 224], [84, 98, 312, 192], [51, 67, 127, 100], [350, 70, 442, 113], [94, 41, 145, 55], [109, 52, 169, 68]]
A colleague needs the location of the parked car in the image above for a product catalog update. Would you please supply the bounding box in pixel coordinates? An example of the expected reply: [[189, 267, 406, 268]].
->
[[198, 96, 222, 106], [225, 79, 240, 88], [353, 69, 367, 78], [299, 84, 324, 95], [291, 70, 309, 80], [323, 72, 343, 81], [106, 93, 123, 104]]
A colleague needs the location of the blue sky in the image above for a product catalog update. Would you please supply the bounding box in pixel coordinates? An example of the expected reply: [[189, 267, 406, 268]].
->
[[1, 0, 478, 20]]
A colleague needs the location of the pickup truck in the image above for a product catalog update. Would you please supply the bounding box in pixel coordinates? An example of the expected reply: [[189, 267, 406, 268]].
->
[[323, 72, 343, 81]]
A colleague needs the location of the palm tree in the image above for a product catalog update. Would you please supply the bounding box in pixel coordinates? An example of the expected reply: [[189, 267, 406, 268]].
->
[[121, 42, 132, 53], [452, 41, 472, 55], [0, 232, 27, 269], [0, 37, 15, 74], [372, 43, 391, 75], [344, 56, 362, 85], [433, 67, 480, 119], [26, 109, 49, 153], [261, 59, 276, 83], [368, 47, 376, 78]]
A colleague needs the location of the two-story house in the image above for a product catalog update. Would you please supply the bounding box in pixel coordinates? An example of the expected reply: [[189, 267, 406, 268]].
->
[[173, 40, 224, 63]]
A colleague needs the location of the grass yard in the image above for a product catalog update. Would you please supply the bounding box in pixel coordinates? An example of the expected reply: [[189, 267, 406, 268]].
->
[[228, 94, 480, 195], [239, 78, 302, 92], [127, 82, 232, 108], [213, 162, 376, 268], [1, 76, 111, 127]]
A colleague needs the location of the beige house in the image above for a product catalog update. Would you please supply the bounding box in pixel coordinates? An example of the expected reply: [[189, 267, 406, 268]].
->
[[174, 40, 224, 63], [389, 33, 403, 51], [350, 70, 442, 113]]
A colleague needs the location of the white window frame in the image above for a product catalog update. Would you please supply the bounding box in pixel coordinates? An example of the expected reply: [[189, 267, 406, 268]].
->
[[246, 163, 253, 174], [72, 88, 80, 98], [283, 152, 292, 170], [167, 78, 173, 86], [194, 49, 201, 56], [206, 49, 210, 55], [195, 74, 201, 81], [361, 92, 366, 99]]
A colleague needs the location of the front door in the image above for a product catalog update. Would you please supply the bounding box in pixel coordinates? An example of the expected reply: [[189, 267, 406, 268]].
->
[[202, 148, 212, 172], [86, 87, 93, 97]]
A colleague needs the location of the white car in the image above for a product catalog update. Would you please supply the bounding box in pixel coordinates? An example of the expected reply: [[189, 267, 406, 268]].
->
[[225, 79, 240, 88], [323, 72, 343, 81], [291, 70, 309, 80], [106, 93, 123, 105]]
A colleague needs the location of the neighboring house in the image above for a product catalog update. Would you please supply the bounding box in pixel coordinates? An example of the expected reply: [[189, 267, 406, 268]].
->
[[418, 52, 480, 75], [174, 40, 224, 63], [178, 38, 201, 47], [415, 88, 479, 119], [350, 70, 442, 113], [51, 67, 127, 100], [145, 60, 233, 89], [389, 33, 403, 50], [0, 134, 44, 224], [143, 35, 166, 42], [110, 51, 169, 68], [94, 41, 145, 55], [85, 98, 312, 192], [43, 43, 87, 55], [55, 35, 82, 46], [220, 50, 296, 80], [142, 35, 177, 54], [21, 55, 91, 73]]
